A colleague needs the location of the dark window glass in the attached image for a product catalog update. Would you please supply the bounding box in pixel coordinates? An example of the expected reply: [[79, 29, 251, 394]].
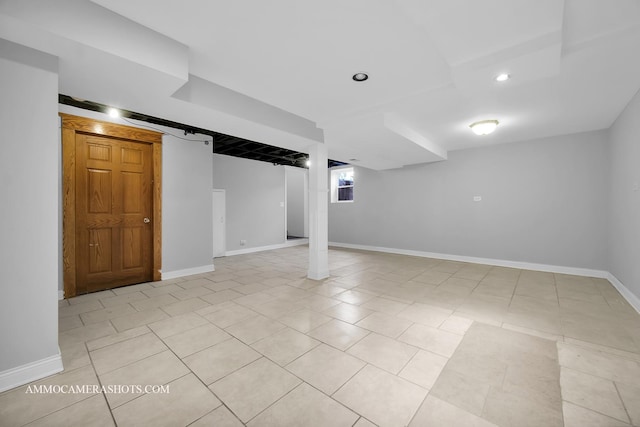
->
[[338, 187, 353, 201]]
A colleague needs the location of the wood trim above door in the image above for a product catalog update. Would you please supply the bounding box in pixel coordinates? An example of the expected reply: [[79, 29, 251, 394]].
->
[[60, 114, 162, 144], [60, 113, 163, 298]]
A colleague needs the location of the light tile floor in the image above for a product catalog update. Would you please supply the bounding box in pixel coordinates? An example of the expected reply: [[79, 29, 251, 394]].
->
[[2, 246, 640, 426]]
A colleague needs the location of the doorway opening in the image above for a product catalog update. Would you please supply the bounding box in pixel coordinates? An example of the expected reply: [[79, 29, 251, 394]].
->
[[212, 189, 226, 258], [285, 167, 308, 240]]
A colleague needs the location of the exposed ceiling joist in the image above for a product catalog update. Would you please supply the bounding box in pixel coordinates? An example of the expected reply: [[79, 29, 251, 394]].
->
[[59, 95, 347, 169]]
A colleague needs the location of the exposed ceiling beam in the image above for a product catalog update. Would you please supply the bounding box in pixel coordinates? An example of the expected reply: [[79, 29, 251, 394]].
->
[[59, 94, 347, 169]]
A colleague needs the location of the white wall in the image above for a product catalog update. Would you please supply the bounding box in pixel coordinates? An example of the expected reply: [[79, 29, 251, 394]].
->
[[0, 39, 61, 386], [57, 104, 215, 279], [329, 130, 609, 270], [212, 154, 286, 251], [608, 88, 640, 300], [162, 135, 214, 275], [286, 166, 307, 238]]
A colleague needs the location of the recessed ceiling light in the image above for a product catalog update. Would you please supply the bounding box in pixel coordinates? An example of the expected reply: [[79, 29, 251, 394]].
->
[[495, 73, 510, 82], [469, 120, 499, 135], [352, 72, 368, 82], [107, 107, 120, 118]]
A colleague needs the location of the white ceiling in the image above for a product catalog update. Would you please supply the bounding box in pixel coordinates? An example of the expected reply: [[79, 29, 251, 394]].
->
[[2, 0, 640, 170]]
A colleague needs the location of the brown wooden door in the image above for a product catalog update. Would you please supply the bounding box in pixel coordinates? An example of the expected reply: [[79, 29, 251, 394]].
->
[[75, 133, 153, 293]]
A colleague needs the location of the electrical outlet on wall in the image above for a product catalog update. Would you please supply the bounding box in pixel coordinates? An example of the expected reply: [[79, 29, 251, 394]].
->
[[240, 240, 246, 246]]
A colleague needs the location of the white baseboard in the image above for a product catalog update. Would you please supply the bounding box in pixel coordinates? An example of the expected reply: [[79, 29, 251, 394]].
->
[[223, 239, 640, 313], [58, 290, 64, 300], [0, 351, 63, 393], [328, 242, 609, 279], [328, 242, 640, 313], [161, 264, 215, 281], [226, 239, 308, 256], [608, 273, 640, 314]]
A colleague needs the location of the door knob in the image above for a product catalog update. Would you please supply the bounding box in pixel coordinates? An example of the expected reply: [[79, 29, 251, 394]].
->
[[143, 217, 151, 224]]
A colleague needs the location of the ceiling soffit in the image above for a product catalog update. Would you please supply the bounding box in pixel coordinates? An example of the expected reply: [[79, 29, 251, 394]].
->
[[3, 1, 640, 170]]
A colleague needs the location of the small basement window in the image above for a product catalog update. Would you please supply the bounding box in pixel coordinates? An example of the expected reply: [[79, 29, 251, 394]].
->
[[331, 167, 354, 203]]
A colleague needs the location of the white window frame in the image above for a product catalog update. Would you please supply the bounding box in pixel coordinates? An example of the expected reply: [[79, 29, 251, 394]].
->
[[330, 167, 354, 203]]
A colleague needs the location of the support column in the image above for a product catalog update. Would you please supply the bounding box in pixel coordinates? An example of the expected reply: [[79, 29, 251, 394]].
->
[[307, 143, 330, 280]]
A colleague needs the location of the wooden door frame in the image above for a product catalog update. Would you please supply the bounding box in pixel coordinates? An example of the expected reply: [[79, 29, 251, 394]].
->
[[61, 113, 162, 298]]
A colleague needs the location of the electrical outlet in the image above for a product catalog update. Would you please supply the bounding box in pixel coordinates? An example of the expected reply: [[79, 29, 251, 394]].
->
[[473, 196, 482, 202], [240, 240, 246, 246]]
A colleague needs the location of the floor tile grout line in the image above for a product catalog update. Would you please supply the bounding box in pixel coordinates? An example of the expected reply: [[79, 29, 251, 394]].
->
[[393, 339, 434, 381], [88, 330, 168, 376], [242, 380, 306, 425], [328, 362, 369, 399], [405, 391, 430, 427], [613, 380, 634, 425], [110, 371, 194, 416], [35, 247, 640, 422], [13, 361, 102, 427], [84, 338, 120, 426], [16, 392, 97, 426], [179, 333, 247, 426], [103, 318, 225, 415], [562, 338, 640, 362], [562, 395, 633, 425], [554, 347, 567, 427], [187, 402, 245, 426], [507, 268, 524, 308], [264, 377, 372, 426]]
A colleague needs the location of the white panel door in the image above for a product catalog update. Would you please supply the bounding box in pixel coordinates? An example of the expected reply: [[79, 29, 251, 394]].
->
[[212, 189, 226, 258]]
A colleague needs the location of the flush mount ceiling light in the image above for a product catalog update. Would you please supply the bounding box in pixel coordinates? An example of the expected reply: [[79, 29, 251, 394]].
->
[[495, 73, 510, 82], [352, 72, 368, 82], [469, 119, 499, 135]]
